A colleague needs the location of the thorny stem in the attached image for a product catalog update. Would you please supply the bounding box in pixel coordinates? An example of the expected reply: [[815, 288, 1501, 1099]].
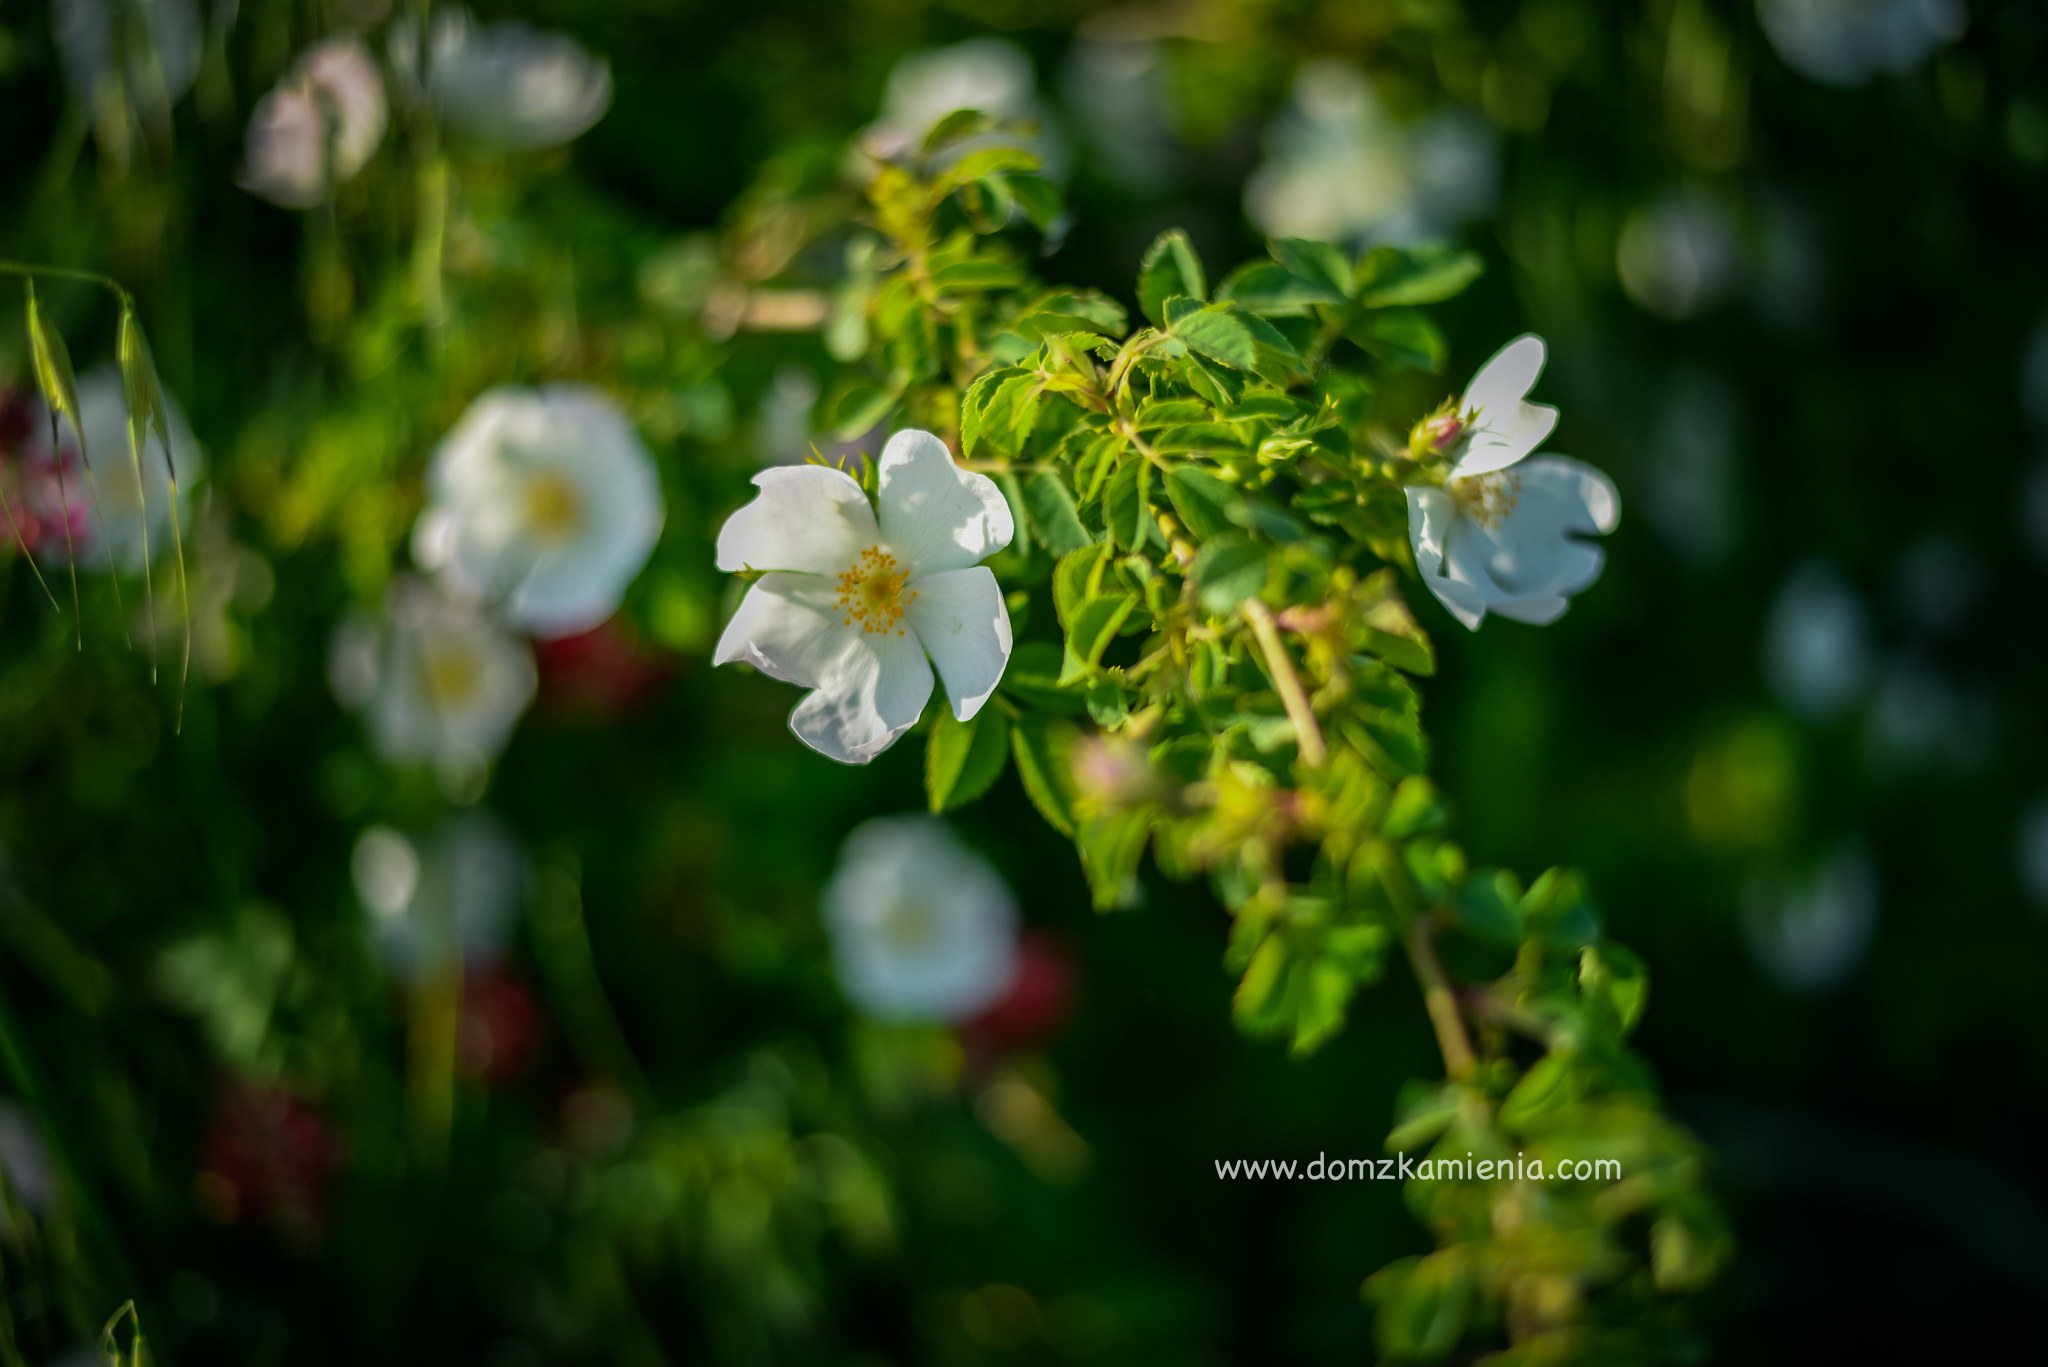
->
[[1242, 599, 1327, 767]]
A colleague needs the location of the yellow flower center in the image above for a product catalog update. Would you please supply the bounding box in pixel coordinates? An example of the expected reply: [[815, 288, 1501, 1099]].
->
[[834, 545, 915, 636], [1450, 470, 1521, 531], [418, 645, 482, 708], [523, 471, 586, 544], [881, 899, 938, 950]]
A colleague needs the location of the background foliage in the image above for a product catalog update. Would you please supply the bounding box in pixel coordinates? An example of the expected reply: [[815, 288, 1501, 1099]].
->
[[2, 0, 2046, 1362]]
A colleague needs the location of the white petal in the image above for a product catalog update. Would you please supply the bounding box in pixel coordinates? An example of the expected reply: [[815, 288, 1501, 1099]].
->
[[905, 567, 1012, 721], [1454, 333, 1557, 477], [789, 631, 934, 765], [712, 573, 846, 687], [716, 465, 879, 575], [1405, 486, 1487, 630], [875, 428, 1014, 576]]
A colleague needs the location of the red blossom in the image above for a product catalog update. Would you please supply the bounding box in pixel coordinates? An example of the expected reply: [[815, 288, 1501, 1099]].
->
[[962, 930, 1078, 1056]]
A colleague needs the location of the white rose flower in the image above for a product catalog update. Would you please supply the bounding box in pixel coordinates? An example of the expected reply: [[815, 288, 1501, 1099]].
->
[[71, 367, 202, 573], [352, 814, 525, 981], [1247, 61, 1496, 247], [713, 429, 1014, 765], [413, 385, 664, 639], [412, 8, 612, 151], [0, 1099, 56, 1224], [1757, 0, 1964, 87], [1404, 335, 1620, 629], [863, 38, 1065, 178], [329, 578, 536, 767], [241, 37, 388, 209], [2019, 798, 2048, 915], [823, 816, 1019, 1023], [1741, 845, 1878, 992], [1762, 561, 1871, 722], [55, 0, 203, 108]]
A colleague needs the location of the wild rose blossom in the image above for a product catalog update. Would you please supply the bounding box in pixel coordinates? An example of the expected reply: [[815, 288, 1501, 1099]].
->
[[822, 816, 1020, 1023], [406, 8, 612, 151], [241, 37, 388, 208], [328, 577, 537, 768], [713, 429, 1014, 764], [1404, 335, 1619, 629], [413, 385, 663, 640]]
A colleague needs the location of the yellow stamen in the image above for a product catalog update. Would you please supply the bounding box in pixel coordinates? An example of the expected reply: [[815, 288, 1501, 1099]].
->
[[523, 471, 585, 544], [1450, 470, 1522, 531], [418, 645, 482, 707], [833, 545, 916, 636]]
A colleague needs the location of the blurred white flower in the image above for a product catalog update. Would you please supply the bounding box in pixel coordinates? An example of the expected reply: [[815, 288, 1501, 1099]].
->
[[2019, 798, 2048, 914], [1763, 562, 1871, 722], [352, 814, 525, 980], [2024, 458, 2048, 564], [1617, 191, 1741, 319], [71, 367, 202, 572], [1643, 368, 1741, 569], [329, 577, 536, 768], [409, 7, 612, 151], [54, 0, 202, 106], [1892, 534, 1979, 635], [823, 817, 1018, 1022], [7, 370, 203, 574], [0, 1099, 55, 1221], [1743, 845, 1878, 992], [241, 37, 388, 208], [863, 38, 1064, 177], [1061, 38, 1179, 189], [2020, 311, 2048, 433], [1757, 0, 1965, 87], [713, 429, 1014, 764], [413, 386, 664, 639], [1405, 336, 1619, 629], [1247, 61, 1496, 247]]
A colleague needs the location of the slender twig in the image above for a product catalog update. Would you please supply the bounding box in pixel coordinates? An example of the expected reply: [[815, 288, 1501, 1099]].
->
[[1406, 917, 1477, 1082], [1242, 599, 1326, 766]]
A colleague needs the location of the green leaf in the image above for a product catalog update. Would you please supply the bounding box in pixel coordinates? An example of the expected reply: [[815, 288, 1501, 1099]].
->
[[926, 706, 1012, 812], [823, 382, 898, 440], [1354, 244, 1483, 308], [1077, 810, 1151, 910], [947, 145, 1043, 181], [1022, 471, 1091, 555], [1060, 592, 1136, 681], [1343, 308, 1446, 373], [1366, 1250, 1472, 1363], [1216, 259, 1340, 312], [1451, 870, 1524, 947], [1137, 228, 1206, 326], [1170, 305, 1258, 372], [1272, 238, 1354, 299], [1163, 465, 1241, 540], [931, 257, 1027, 292], [1052, 542, 1110, 630], [1103, 457, 1152, 551], [961, 366, 1024, 457], [1385, 1080, 1464, 1152], [1008, 174, 1065, 232], [1498, 1051, 1582, 1133], [1011, 715, 1077, 836], [1189, 534, 1269, 616], [922, 108, 997, 155]]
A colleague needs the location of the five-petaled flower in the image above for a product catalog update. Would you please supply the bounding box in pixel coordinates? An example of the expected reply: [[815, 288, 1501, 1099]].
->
[[1404, 334, 1620, 630], [714, 429, 1014, 764], [413, 385, 664, 639]]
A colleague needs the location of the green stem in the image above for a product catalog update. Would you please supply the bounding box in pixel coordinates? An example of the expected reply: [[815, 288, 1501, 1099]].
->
[[1406, 916, 1477, 1082], [1242, 600, 1326, 766]]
